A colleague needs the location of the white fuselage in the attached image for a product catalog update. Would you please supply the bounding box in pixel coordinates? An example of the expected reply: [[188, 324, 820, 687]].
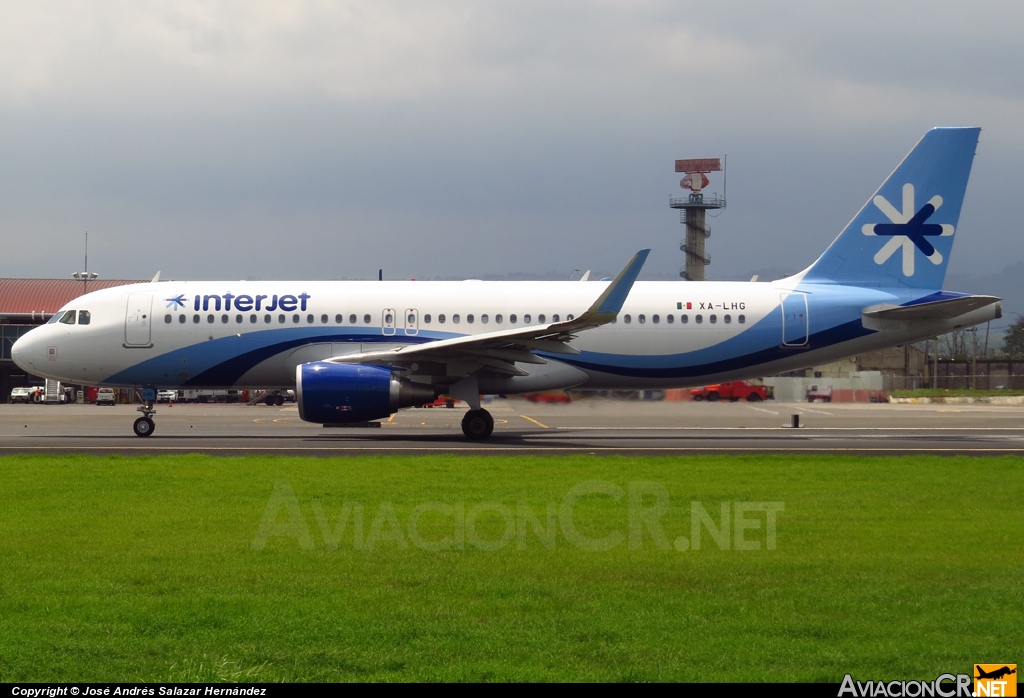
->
[[12, 279, 997, 393]]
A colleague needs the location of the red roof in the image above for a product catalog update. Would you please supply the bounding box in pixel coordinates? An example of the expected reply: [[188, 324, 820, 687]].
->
[[0, 279, 144, 315]]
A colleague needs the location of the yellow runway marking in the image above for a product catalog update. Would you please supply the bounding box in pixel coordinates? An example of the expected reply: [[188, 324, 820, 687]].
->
[[520, 415, 549, 429], [388, 414, 395, 422]]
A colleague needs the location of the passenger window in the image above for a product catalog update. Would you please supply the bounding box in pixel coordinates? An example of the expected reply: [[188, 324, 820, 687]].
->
[[538, 314, 546, 323], [278, 314, 286, 324], [552, 314, 559, 322], [681, 315, 687, 323], [653, 315, 660, 324], [207, 314, 215, 323], [164, 314, 172, 324], [235, 314, 243, 323], [710, 314, 717, 323], [385, 313, 393, 324], [524, 314, 531, 323], [424, 314, 431, 323], [363, 314, 371, 324], [264, 314, 271, 323], [567, 314, 574, 321], [438, 314, 446, 324], [221, 314, 228, 323], [495, 314, 502, 323], [467, 314, 474, 323], [453, 314, 461, 324], [695, 315, 703, 324], [667, 315, 674, 324], [481, 314, 488, 324], [321, 314, 328, 324], [624, 315, 631, 324], [739, 314, 746, 324], [179, 315, 186, 324], [335, 314, 343, 323], [251, 315, 257, 323], [79, 310, 91, 325], [349, 314, 357, 324], [59, 310, 76, 325], [193, 315, 201, 324], [510, 314, 517, 323], [309, 314, 316, 324], [638, 314, 646, 324], [724, 315, 731, 324]]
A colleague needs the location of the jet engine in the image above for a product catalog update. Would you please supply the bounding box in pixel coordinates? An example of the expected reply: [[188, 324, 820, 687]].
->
[[296, 362, 435, 424]]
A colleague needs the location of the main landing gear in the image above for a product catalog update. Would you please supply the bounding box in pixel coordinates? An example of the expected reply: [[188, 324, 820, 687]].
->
[[461, 409, 494, 440], [134, 402, 156, 437]]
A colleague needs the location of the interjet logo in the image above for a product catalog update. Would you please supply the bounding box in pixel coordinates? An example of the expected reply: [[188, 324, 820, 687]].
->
[[164, 294, 186, 310], [862, 183, 954, 276]]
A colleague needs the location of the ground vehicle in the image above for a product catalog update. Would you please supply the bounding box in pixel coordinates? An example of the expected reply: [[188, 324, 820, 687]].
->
[[806, 385, 833, 402], [181, 389, 245, 403], [10, 387, 36, 404], [690, 381, 769, 402], [156, 390, 178, 403], [417, 396, 458, 408], [261, 390, 295, 406], [95, 388, 116, 405], [524, 391, 573, 404]]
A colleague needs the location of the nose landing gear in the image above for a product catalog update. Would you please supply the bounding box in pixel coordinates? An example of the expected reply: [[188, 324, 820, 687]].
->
[[134, 402, 156, 437]]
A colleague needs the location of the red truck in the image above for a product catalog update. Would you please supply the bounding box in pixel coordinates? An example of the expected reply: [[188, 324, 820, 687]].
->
[[690, 381, 770, 402]]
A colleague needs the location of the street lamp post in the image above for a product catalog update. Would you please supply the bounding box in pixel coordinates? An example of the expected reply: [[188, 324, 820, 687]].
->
[[72, 231, 98, 295]]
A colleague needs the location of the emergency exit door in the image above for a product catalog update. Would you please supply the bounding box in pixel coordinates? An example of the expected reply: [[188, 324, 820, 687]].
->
[[780, 292, 808, 346], [124, 294, 154, 347]]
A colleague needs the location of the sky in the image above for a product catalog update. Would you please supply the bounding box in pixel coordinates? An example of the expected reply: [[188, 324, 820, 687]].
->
[[1, 0, 1022, 289]]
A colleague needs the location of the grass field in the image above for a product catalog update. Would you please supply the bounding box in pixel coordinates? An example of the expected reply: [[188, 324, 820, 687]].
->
[[0, 454, 1021, 682]]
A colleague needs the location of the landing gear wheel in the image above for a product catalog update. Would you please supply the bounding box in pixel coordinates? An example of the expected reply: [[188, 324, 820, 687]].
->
[[133, 417, 155, 437], [264, 395, 275, 406], [461, 409, 494, 440]]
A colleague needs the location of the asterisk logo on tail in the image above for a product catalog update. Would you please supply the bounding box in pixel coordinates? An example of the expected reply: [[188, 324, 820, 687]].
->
[[862, 183, 954, 276], [164, 294, 186, 310]]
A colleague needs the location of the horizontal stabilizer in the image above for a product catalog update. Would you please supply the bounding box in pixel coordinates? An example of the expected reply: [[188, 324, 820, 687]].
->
[[863, 295, 1001, 322]]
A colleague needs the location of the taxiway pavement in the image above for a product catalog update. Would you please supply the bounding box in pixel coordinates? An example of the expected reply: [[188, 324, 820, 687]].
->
[[2, 399, 1023, 455]]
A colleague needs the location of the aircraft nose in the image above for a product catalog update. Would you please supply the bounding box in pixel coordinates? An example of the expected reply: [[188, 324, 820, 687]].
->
[[11, 334, 35, 371]]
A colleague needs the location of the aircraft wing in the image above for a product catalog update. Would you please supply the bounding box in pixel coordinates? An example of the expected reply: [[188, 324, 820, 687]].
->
[[325, 249, 650, 376], [863, 295, 1001, 322]]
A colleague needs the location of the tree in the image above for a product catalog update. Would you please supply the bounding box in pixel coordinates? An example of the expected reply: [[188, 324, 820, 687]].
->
[[1003, 316, 1024, 359], [937, 329, 971, 360]]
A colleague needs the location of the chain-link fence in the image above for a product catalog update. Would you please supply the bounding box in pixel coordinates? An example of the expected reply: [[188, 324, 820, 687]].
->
[[883, 367, 1024, 391]]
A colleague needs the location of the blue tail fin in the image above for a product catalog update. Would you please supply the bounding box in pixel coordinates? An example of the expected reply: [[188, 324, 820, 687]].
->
[[800, 127, 980, 289]]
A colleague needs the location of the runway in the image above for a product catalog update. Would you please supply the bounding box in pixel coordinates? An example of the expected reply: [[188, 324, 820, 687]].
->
[[2, 398, 1024, 455]]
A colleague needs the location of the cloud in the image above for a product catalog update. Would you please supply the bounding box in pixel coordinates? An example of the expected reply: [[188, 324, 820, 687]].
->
[[0, 1, 1021, 284]]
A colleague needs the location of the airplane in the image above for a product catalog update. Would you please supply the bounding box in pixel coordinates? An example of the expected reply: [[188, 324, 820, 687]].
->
[[975, 666, 1016, 681], [11, 127, 1001, 440]]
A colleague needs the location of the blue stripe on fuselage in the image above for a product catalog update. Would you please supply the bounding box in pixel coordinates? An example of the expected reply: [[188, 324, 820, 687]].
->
[[103, 285, 940, 387]]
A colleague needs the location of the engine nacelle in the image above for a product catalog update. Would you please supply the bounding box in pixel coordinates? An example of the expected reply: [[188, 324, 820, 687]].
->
[[296, 362, 435, 424]]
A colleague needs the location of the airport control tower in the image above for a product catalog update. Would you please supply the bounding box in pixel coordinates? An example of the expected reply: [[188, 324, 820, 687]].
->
[[670, 157, 725, 280]]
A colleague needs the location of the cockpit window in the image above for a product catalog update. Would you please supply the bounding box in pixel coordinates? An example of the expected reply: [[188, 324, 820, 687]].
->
[[78, 310, 91, 325], [58, 310, 77, 325], [46, 313, 62, 324]]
